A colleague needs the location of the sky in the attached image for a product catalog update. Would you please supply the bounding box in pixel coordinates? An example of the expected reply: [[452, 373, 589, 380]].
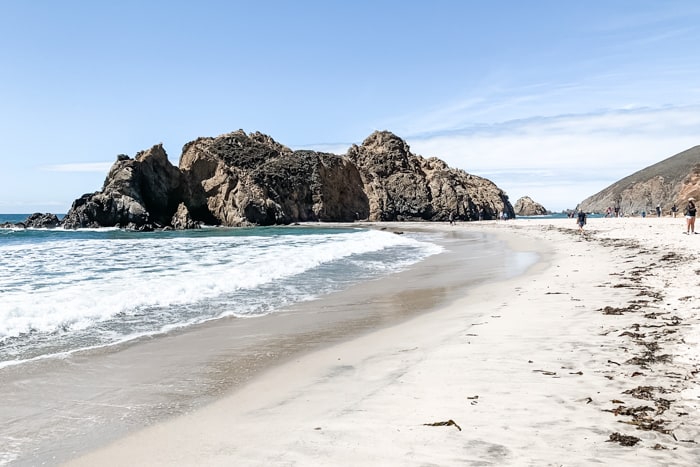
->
[[2, 1, 700, 213]]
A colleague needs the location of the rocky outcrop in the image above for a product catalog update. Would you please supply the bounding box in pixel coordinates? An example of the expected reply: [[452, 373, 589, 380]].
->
[[25, 213, 61, 228], [579, 146, 700, 215], [347, 131, 512, 221], [62, 129, 514, 229], [178, 130, 368, 226], [514, 196, 548, 216], [0, 213, 61, 229], [62, 144, 183, 230], [170, 203, 200, 230]]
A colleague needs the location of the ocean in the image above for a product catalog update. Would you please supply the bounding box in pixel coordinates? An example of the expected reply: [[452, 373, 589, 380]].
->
[[0, 214, 32, 224], [0, 216, 444, 369]]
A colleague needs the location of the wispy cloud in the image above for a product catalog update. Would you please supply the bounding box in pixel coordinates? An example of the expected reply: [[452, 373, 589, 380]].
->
[[32, 107, 700, 213], [405, 105, 700, 211], [40, 162, 112, 173], [378, 80, 604, 139], [296, 105, 700, 211]]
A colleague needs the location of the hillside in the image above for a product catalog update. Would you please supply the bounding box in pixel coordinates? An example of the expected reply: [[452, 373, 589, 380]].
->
[[578, 146, 700, 215]]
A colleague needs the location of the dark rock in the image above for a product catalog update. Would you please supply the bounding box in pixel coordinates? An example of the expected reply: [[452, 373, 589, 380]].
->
[[62, 144, 182, 229], [134, 144, 183, 225], [24, 213, 61, 228]]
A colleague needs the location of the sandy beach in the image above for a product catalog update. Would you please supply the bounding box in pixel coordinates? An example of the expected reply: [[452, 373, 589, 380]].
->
[[54, 218, 700, 465]]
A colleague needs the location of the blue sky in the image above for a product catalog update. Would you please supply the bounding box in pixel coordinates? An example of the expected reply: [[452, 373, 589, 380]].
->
[[2, 1, 700, 213]]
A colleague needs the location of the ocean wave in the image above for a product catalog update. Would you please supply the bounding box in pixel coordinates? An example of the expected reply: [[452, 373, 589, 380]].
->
[[0, 227, 441, 365]]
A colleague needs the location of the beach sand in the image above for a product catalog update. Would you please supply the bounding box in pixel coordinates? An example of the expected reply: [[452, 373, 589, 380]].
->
[[56, 218, 700, 465]]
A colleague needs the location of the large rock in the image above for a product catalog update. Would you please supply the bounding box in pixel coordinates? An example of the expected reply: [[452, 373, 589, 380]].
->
[[514, 196, 548, 216], [62, 130, 513, 229], [347, 131, 512, 221], [178, 130, 368, 226], [25, 213, 61, 228], [579, 146, 700, 215], [62, 145, 182, 229], [0, 213, 61, 229], [170, 203, 200, 230]]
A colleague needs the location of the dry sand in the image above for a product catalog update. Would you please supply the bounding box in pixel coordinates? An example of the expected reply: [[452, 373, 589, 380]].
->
[[66, 217, 700, 466]]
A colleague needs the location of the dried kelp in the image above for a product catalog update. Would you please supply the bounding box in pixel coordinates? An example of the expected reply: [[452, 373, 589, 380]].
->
[[607, 432, 641, 446], [423, 419, 462, 431], [623, 386, 668, 400]]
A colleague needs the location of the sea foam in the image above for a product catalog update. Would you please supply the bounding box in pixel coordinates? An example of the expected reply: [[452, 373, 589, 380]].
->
[[0, 226, 441, 366]]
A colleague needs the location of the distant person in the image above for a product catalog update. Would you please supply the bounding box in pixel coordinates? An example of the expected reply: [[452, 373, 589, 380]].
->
[[685, 198, 697, 234], [614, 206, 620, 217], [577, 210, 587, 232], [449, 211, 455, 225], [672, 204, 678, 218], [656, 205, 661, 217]]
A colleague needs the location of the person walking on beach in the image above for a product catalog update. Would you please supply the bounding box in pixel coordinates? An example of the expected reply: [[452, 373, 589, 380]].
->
[[656, 205, 661, 217], [577, 210, 587, 232], [672, 203, 678, 218], [685, 198, 697, 234]]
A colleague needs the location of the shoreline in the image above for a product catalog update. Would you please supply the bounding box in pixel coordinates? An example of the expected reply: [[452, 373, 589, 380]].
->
[[65, 218, 700, 466], [1, 224, 527, 466]]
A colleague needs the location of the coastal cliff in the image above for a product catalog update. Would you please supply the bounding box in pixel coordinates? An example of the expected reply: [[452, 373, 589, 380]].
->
[[61, 130, 514, 230]]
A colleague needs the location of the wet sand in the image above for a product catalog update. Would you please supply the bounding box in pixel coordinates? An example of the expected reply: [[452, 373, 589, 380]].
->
[[1, 227, 529, 466], [64, 218, 700, 466]]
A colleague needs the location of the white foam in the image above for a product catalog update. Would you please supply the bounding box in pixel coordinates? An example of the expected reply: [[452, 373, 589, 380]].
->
[[0, 229, 439, 341]]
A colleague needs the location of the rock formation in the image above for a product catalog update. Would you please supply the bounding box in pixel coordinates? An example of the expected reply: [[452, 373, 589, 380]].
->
[[0, 213, 61, 229], [578, 146, 700, 215], [347, 131, 512, 221], [62, 145, 183, 230], [25, 213, 61, 228], [170, 202, 200, 230], [61, 129, 514, 229], [513, 196, 548, 216], [178, 130, 368, 226]]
